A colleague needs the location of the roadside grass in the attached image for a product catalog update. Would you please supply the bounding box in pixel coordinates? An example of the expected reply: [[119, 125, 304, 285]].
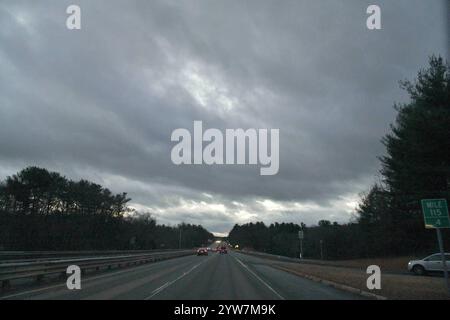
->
[[316, 256, 416, 273], [271, 261, 449, 300], [241, 250, 417, 273]]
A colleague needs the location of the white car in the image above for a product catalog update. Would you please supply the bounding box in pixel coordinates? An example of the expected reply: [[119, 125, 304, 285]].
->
[[408, 253, 450, 275]]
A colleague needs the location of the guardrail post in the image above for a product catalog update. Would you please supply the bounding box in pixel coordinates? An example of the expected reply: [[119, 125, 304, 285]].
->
[[1, 279, 11, 290], [36, 274, 44, 283]]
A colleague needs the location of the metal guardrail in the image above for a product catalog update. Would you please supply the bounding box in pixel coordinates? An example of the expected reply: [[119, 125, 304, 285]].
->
[[238, 250, 413, 277], [239, 250, 343, 267], [240, 249, 305, 263], [0, 249, 195, 289], [0, 249, 187, 262]]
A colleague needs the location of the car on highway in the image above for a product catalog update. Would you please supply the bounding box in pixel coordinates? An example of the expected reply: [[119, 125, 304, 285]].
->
[[197, 248, 208, 256], [219, 246, 228, 254], [408, 253, 450, 275]]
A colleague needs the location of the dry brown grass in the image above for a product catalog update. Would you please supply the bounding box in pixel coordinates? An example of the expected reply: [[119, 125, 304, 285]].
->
[[241, 250, 418, 273], [319, 256, 416, 273], [269, 260, 449, 300]]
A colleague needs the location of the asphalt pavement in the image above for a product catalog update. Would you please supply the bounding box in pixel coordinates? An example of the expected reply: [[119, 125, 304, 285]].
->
[[0, 251, 364, 300]]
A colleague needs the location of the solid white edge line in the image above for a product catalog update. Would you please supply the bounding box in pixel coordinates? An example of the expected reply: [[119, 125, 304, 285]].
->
[[234, 256, 285, 300]]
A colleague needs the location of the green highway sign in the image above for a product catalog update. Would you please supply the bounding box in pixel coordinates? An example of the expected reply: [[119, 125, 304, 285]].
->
[[421, 199, 450, 229]]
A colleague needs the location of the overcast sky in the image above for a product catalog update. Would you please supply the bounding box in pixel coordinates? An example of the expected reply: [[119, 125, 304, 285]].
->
[[0, 1, 447, 235]]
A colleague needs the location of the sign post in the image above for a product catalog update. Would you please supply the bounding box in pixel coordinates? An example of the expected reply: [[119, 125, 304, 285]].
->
[[298, 230, 304, 259], [421, 199, 450, 295], [319, 240, 324, 260]]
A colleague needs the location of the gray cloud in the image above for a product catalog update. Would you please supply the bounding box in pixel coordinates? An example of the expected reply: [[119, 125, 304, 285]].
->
[[0, 0, 447, 234]]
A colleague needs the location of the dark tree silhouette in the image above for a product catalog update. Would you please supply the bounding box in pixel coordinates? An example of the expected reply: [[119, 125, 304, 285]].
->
[[229, 57, 450, 260], [0, 167, 214, 250]]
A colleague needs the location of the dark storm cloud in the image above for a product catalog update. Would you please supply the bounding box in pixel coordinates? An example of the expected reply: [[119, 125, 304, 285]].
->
[[0, 0, 447, 234]]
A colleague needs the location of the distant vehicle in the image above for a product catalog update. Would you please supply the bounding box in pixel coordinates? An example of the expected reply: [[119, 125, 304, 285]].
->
[[207, 247, 212, 251], [219, 246, 228, 254], [408, 253, 450, 275], [197, 248, 208, 256]]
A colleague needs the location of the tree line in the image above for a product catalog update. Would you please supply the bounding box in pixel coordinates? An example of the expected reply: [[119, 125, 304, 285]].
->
[[229, 56, 450, 259], [0, 167, 214, 250]]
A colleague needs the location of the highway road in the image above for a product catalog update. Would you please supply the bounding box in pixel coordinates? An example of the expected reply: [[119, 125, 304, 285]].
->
[[0, 251, 364, 300]]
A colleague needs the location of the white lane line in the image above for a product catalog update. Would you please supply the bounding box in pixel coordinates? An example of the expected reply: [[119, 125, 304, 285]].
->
[[144, 257, 209, 300], [0, 255, 196, 300], [234, 256, 285, 300], [0, 282, 69, 300]]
